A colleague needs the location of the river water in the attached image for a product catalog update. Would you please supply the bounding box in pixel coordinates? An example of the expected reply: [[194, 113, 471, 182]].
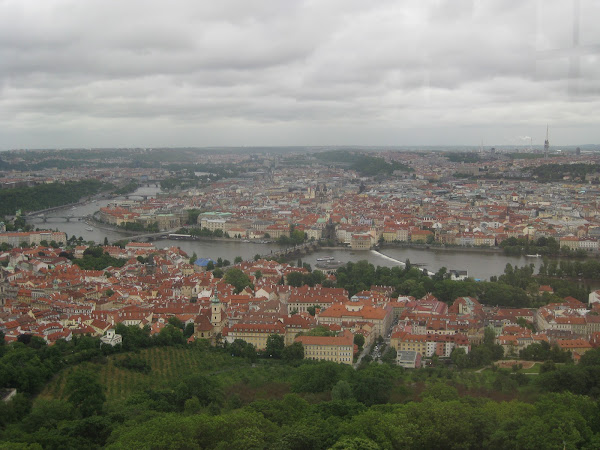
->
[[26, 186, 546, 280], [26, 186, 163, 244], [300, 247, 542, 281]]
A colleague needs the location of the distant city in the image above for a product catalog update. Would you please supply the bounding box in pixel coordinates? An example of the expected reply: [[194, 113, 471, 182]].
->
[[3, 146, 600, 448]]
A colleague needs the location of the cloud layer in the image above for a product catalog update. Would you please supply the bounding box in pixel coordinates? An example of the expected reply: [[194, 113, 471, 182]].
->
[[1, 0, 599, 148]]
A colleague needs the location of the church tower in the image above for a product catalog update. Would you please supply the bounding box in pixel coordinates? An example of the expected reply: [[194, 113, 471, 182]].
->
[[210, 291, 225, 336], [316, 183, 327, 204]]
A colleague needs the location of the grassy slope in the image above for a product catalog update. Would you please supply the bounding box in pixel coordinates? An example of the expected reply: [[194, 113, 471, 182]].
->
[[38, 345, 543, 410], [39, 346, 266, 403]]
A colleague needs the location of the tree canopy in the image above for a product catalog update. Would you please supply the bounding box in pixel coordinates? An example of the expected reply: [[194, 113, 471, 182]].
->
[[0, 179, 113, 216], [224, 268, 252, 293]]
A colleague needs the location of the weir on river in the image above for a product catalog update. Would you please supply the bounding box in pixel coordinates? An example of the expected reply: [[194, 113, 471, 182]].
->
[[371, 250, 435, 276], [371, 250, 406, 267]]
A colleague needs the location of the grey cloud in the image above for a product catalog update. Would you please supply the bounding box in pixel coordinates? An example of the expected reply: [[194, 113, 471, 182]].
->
[[0, 0, 598, 148]]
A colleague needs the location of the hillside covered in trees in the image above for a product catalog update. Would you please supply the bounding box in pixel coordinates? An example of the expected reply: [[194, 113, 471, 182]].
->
[[529, 163, 600, 182], [314, 151, 411, 176], [2, 329, 600, 449], [331, 260, 588, 308], [0, 179, 113, 216]]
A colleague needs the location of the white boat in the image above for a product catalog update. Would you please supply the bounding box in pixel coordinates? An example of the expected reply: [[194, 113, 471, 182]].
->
[[525, 253, 541, 258], [86, 227, 94, 232], [316, 256, 335, 262], [316, 260, 345, 269]]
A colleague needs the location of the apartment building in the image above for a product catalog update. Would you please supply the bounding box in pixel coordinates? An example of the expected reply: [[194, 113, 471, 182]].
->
[[295, 329, 355, 365]]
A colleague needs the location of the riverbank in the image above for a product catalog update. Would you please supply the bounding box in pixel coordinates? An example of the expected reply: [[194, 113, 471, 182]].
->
[[380, 242, 600, 262], [86, 218, 124, 234], [379, 243, 505, 254], [24, 200, 89, 217], [88, 216, 160, 237]]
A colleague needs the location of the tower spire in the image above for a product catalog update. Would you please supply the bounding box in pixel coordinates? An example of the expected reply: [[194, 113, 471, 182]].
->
[[544, 125, 550, 159]]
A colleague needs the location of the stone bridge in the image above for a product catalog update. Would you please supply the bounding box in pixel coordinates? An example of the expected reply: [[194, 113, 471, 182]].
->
[[34, 215, 89, 223], [257, 241, 320, 260]]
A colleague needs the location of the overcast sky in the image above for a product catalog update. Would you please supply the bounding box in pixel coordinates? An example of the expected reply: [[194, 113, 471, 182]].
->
[[1, 0, 599, 149]]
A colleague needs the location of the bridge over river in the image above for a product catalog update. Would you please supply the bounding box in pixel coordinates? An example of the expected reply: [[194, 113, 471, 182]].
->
[[127, 232, 321, 261], [33, 214, 90, 223], [24, 202, 87, 218]]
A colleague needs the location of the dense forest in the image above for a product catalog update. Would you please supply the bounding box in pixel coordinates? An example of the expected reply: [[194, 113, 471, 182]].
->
[[331, 260, 588, 307], [0, 179, 113, 216], [2, 325, 600, 449], [314, 151, 411, 176], [500, 236, 561, 256], [529, 163, 600, 182]]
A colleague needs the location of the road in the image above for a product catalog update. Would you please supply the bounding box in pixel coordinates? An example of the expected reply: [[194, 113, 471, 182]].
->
[[353, 317, 397, 368], [353, 344, 372, 368]]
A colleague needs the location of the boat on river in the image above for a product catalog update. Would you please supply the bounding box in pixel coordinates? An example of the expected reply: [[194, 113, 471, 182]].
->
[[526, 254, 541, 258], [315, 260, 345, 270], [86, 227, 94, 232], [316, 256, 335, 262]]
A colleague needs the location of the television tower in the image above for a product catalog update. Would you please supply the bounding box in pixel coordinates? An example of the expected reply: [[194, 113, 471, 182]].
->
[[544, 125, 550, 159]]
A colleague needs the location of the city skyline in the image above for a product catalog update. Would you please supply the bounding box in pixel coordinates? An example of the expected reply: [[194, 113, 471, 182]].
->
[[1, 0, 599, 149]]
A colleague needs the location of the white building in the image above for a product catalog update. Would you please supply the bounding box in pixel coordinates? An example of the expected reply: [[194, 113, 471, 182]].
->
[[590, 290, 600, 305], [100, 329, 123, 347]]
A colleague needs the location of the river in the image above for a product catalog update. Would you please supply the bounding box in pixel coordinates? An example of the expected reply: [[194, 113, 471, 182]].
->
[[300, 247, 543, 281], [26, 186, 549, 280], [26, 185, 163, 244]]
